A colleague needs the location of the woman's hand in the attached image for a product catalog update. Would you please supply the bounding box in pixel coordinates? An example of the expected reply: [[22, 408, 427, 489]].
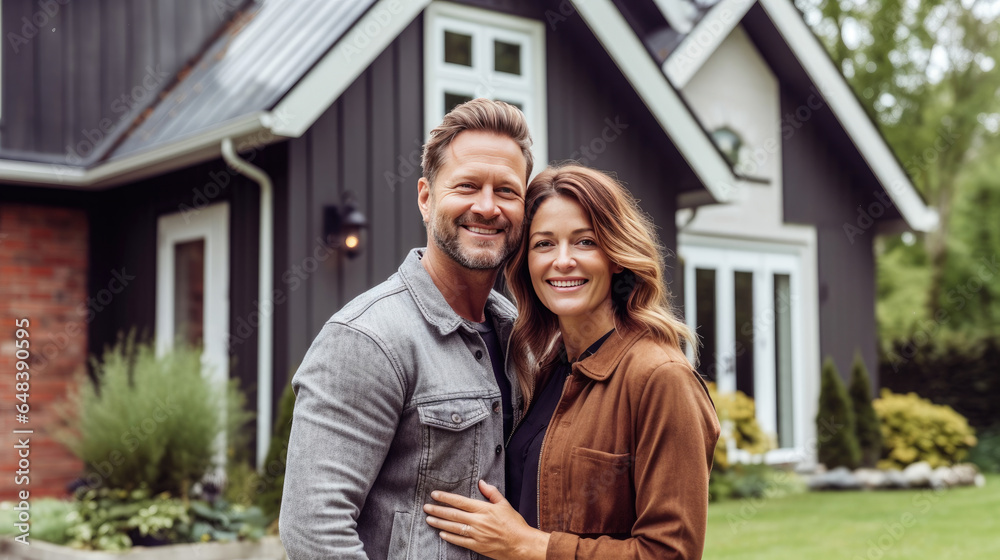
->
[[424, 479, 550, 560]]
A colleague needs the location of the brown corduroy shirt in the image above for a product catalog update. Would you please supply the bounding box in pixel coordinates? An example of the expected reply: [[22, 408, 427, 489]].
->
[[538, 328, 720, 559]]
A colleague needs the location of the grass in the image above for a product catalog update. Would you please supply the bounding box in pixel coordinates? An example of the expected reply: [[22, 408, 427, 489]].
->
[[705, 474, 1000, 560]]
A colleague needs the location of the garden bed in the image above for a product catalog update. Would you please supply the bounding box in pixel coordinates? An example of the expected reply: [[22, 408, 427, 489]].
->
[[0, 536, 286, 560]]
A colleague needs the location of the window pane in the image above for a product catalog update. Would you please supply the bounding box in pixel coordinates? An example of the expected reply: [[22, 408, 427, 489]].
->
[[734, 271, 754, 398], [494, 40, 522, 75], [774, 273, 794, 448], [174, 239, 205, 347], [695, 268, 717, 381], [498, 99, 523, 111], [444, 92, 474, 113], [444, 31, 473, 66]]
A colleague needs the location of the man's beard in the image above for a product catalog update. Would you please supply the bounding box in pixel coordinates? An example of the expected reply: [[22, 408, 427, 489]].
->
[[430, 211, 522, 270]]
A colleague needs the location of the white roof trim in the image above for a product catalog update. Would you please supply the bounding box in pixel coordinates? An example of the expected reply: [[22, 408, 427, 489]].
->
[[0, 113, 276, 189], [663, 0, 755, 88], [269, 0, 432, 138], [572, 0, 737, 203], [757, 0, 937, 231], [656, 0, 938, 231]]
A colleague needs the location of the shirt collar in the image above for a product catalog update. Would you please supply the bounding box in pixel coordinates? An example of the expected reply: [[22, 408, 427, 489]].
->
[[571, 328, 647, 381], [398, 248, 516, 336]]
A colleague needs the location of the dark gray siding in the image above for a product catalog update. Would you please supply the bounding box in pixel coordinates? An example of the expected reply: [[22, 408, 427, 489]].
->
[[1, 0, 229, 158], [280, 1, 701, 378], [781, 87, 878, 385]]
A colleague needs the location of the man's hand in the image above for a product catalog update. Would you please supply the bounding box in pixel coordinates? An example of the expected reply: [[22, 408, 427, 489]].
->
[[424, 480, 550, 560]]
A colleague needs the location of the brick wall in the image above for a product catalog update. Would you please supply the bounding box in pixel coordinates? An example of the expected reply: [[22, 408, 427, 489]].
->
[[0, 204, 87, 500]]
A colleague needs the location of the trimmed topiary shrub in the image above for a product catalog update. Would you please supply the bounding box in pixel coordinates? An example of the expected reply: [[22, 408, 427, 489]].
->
[[816, 357, 860, 469], [849, 351, 883, 468], [873, 389, 978, 469]]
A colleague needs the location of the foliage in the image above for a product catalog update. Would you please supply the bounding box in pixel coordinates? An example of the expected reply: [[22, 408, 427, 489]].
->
[[707, 383, 771, 471], [873, 388, 977, 469], [53, 332, 245, 496], [709, 463, 805, 503], [188, 499, 267, 543], [967, 425, 1000, 474], [257, 381, 296, 520], [0, 498, 76, 544], [848, 352, 883, 467], [799, 0, 1000, 331], [816, 357, 860, 469], [880, 332, 1000, 429], [66, 487, 190, 551]]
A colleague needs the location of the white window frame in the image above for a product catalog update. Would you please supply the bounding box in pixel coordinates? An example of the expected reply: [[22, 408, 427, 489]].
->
[[681, 240, 808, 464], [424, 2, 548, 177], [156, 202, 230, 465]]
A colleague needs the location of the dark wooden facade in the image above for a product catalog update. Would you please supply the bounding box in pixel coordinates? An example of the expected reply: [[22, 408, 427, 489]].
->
[[1, 0, 229, 157]]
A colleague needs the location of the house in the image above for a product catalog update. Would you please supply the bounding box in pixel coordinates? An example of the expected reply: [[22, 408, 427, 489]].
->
[[0, 0, 935, 499]]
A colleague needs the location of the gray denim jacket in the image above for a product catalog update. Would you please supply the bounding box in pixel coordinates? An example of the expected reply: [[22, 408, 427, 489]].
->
[[280, 249, 523, 560]]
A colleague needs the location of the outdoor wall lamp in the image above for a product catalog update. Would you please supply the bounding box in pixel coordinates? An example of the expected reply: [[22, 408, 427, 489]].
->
[[324, 192, 368, 259]]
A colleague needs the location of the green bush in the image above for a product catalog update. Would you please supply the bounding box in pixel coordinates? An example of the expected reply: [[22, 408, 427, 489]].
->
[[707, 383, 771, 471], [968, 425, 1000, 473], [709, 464, 805, 502], [257, 381, 296, 520], [0, 498, 75, 544], [849, 352, 883, 468], [66, 488, 190, 551], [816, 357, 860, 469], [873, 389, 978, 469], [880, 332, 1000, 430], [54, 333, 243, 496]]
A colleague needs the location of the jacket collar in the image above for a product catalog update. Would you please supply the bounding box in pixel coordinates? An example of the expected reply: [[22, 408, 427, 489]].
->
[[571, 328, 647, 382], [398, 248, 516, 336]]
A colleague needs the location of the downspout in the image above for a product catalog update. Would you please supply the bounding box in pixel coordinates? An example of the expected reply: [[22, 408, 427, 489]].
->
[[222, 137, 273, 467]]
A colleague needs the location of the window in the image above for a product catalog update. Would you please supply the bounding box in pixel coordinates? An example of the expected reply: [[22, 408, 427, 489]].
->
[[683, 243, 805, 457], [424, 2, 547, 176]]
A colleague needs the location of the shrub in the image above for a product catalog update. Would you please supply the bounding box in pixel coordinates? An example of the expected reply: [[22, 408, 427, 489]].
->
[[54, 332, 246, 496], [873, 389, 978, 469], [816, 357, 860, 469], [0, 498, 76, 544], [66, 487, 190, 551], [880, 332, 1000, 430], [709, 464, 805, 502], [849, 352, 883, 468], [707, 382, 771, 471], [968, 424, 1000, 473], [257, 381, 296, 520]]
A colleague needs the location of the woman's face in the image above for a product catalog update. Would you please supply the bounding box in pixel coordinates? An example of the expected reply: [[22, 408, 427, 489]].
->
[[527, 195, 621, 323]]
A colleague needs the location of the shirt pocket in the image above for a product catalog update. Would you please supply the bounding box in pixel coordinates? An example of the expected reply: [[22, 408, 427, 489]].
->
[[567, 446, 636, 535], [417, 398, 491, 485]]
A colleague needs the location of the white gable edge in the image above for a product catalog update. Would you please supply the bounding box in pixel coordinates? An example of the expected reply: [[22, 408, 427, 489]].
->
[[658, 0, 938, 232], [663, 0, 755, 88]]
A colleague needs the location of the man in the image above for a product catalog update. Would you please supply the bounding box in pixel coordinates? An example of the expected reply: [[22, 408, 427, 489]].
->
[[280, 99, 534, 560]]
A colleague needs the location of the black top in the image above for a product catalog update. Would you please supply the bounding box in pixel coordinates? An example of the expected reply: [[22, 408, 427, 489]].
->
[[505, 329, 616, 528], [472, 309, 513, 440]]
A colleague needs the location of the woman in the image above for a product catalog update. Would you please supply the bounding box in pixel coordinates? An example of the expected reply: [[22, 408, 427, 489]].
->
[[423, 165, 721, 559]]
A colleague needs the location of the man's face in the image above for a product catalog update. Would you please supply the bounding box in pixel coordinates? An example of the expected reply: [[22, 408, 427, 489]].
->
[[418, 130, 527, 270]]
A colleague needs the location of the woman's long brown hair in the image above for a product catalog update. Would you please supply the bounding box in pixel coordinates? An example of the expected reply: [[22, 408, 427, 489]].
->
[[505, 164, 695, 409]]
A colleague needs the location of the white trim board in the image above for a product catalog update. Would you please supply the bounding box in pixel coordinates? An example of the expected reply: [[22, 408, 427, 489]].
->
[[655, 0, 938, 232], [571, 0, 736, 204]]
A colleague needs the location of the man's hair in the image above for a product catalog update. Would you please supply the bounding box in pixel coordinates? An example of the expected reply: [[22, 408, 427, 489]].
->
[[421, 98, 534, 187]]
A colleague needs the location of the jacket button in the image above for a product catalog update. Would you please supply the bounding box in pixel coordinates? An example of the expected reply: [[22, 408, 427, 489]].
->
[[475, 350, 483, 360], [495, 445, 502, 455], [451, 413, 462, 423], [492, 401, 501, 413]]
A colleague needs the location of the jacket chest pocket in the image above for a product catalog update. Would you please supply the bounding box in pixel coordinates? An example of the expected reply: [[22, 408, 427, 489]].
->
[[417, 398, 491, 485], [566, 447, 636, 535]]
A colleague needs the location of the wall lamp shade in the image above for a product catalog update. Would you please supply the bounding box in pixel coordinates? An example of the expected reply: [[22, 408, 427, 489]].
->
[[324, 192, 368, 258]]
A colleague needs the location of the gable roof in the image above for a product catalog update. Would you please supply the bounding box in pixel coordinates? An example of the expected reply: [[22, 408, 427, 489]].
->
[[653, 0, 938, 232], [0, 0, 737, 204]]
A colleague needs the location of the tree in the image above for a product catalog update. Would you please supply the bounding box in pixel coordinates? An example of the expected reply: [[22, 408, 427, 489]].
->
[[817, 357, 861, 469], [797, 0, 1000, 335], [848, 351, 883, 468]]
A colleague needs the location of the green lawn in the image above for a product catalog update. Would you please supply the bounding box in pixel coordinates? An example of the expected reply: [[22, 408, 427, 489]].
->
[[705, 475, 1000, 560]]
